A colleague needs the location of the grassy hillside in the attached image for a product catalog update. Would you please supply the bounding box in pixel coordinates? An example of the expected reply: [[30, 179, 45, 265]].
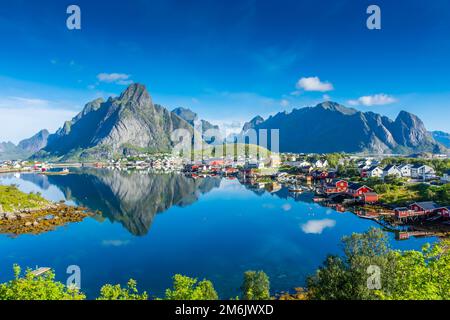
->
[[0, 185, 50, 212], [191, 143, 273, 160]]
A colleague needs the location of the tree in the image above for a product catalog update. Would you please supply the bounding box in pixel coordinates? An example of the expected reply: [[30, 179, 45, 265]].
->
[[307, 228, 450, 300], [0, 265, 85, 300], [164, 274, 218, 300], [97, 279, 148, 300], [375, 241, 450, 300], [307, 228, 397, 300], [241, 271, 271, 300]]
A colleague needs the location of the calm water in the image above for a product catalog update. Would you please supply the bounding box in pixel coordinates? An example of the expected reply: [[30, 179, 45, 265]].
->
[[0, 169, 435, 298]]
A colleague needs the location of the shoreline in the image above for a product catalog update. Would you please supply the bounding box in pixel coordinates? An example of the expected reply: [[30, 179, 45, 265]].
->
[[0, 202, 95, 236]]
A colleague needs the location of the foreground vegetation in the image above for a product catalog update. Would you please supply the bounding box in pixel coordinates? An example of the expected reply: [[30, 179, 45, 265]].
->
[[362, 176, 450, 206], [0, 185, 93, 235], [0, 185, 49, 213], [1, 228, 448, 300], [307, 228, 450, 300]]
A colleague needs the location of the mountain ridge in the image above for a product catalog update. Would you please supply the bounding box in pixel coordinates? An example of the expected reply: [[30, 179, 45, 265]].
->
[[1, 85, 447, 161], [34, 83, 197, 160], [241, 101, 446, 154]]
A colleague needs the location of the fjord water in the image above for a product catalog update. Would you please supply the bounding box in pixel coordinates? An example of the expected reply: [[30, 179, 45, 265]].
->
[[0, 169, 433, 298]]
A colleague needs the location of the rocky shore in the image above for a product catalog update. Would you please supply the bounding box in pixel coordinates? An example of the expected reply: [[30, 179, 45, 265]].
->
[[0, 203, 95, 235]]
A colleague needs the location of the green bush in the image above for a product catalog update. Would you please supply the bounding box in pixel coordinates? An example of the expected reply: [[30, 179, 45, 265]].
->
[[164, 274, 218, 300], [241, 271, 271, 300], [307, 228, 450, 300], [0, 265, 85, 300], [97, 279, 148, 300]]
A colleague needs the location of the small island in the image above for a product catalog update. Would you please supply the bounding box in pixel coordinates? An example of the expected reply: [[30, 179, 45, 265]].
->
[[0, 185, 94, 235]]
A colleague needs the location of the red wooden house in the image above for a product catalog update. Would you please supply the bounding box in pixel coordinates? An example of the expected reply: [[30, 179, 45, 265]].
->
[[394, 202, 447, 219], [323, 179, 348, 195], [346, 182, 373, 198], [409, 202, 440, 214], [362, 192, 379, 203], [437, 207, 450, 219], [312, 170, 328, 179]]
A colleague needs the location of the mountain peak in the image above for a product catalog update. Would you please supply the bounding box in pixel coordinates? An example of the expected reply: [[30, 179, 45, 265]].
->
[[242, 115, 264, 132], [119, 83, 152, 106], [315, 101, 357, 115], [395, 110, 420, 123], [172, 107, 198, 123]]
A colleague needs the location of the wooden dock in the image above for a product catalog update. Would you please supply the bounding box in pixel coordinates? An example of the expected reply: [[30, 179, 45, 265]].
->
[[30, 267, 51, 276]]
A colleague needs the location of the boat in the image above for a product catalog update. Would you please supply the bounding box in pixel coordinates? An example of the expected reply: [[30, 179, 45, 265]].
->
[[41, 168, 70, 176], [289, 185, 304, 193]]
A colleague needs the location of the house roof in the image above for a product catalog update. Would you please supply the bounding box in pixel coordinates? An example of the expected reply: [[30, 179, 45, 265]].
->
[[383, 164, 398, 172], [411, 164, 424, 169], [331, 178, 347, 184], [366, 165, 380, 172], [412, 201, 440, 210], [347, 182, 371, 190]]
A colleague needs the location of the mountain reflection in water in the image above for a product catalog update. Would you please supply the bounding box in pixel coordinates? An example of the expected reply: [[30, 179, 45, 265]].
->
[[45, 169, 221, 236]]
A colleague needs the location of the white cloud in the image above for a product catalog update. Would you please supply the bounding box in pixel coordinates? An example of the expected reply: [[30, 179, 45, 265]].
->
[[4, 97, 50, 108], [97, 73, 132, 85], [301, 219, 336, 234], [348, 94, 397, 106], [296, 76, 334, 92], [0, 107, 76, 144], [102, 240, 130, 247], [280, 99, 289, 107], [323, 94, 331, 101], [282, 203, 292, 211]]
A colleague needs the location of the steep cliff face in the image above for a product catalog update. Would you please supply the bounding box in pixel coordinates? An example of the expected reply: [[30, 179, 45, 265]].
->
[[36, 84, 196, 160], [241, 102, 445, 154], [18, 129, 49, 153]]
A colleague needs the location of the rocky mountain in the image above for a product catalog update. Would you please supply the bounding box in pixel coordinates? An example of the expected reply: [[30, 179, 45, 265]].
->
[[34, 84, 197, 160], [241, 101, 445, 154], [18, 129, 49, 153], [0, 142, 26, 160], [172, 107, 220, 142], [0, 129, 49, 160], [431, 131, 450, 148], [242, 115, 264, 132]]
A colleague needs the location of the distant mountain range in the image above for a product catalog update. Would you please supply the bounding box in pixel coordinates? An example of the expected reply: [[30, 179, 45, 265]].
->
[[0, 130, 49, 160], [172, 107, 220, 143], [240, 101, 447, 154], [431, 131, 450, 148], [0, 84, 448, 161]]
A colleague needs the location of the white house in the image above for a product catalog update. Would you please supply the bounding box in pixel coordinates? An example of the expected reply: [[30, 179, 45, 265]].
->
[[365, 166, 383, 178], [442, 170, 450, 183], [358, 164, 371, 173], [398, 164, 412, 177], [314, 160, 328, 168], [382, 165, 402, 178], [410, 164, 436, 179]]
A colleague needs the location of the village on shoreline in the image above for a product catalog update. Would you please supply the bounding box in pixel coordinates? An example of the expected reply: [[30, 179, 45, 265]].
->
[[1, 150, 449, 239]]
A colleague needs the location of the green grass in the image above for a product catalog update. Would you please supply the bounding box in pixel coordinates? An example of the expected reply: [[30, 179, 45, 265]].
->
[[191, 143, 273, 160], [0, 185, 50, 212]]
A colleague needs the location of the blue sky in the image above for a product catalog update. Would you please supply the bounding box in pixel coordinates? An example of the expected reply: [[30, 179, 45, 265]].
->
[[0, 0, 449, 143]]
